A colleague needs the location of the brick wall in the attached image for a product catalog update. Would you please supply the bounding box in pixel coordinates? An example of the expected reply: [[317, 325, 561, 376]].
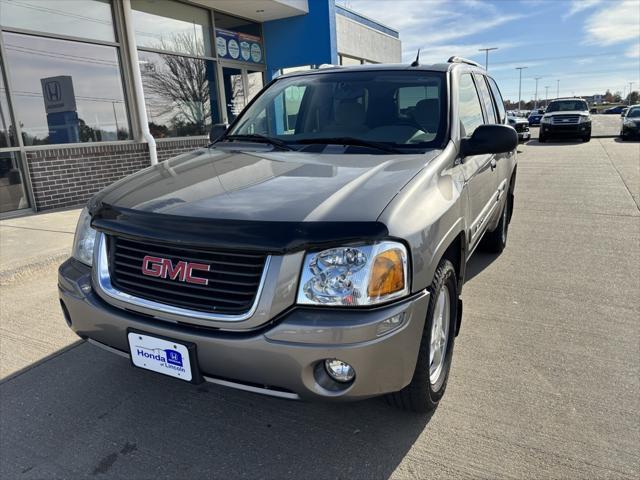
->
[[26, 138, 209, 211]]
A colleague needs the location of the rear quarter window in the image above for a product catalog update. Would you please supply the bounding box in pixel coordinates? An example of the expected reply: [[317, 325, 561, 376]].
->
[[487, 77, 506, 123]]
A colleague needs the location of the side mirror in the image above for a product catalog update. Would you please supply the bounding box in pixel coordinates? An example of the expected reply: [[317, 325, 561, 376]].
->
[[460, 124, 518, 157], [209, 123, 229, 143]]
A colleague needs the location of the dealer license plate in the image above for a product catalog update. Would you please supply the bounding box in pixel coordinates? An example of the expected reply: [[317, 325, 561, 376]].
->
[[128, 332, 192, 382]]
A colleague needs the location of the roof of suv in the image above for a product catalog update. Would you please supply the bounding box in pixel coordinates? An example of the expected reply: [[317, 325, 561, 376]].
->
[[278, 61, 484, 78]]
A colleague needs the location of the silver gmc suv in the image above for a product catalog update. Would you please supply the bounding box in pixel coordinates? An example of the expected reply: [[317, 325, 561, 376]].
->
[[59, 57, 518, 412]]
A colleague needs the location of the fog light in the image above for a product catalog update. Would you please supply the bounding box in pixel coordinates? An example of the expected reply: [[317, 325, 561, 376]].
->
[[376, 312, 405, 336], [324, 359, 355, 383]]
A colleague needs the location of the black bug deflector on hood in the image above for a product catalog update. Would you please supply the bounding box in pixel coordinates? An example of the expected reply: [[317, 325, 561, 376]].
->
[[91, 203, 389, 255]]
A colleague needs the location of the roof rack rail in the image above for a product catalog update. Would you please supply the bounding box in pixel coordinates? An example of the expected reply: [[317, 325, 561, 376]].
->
[[447, 56, 483, 68]]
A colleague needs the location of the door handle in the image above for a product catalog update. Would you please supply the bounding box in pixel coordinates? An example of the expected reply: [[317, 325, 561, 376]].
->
[[490, 158, 497, 171]]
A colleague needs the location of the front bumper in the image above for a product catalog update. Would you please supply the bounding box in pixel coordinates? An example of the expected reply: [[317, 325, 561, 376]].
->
[[621, 124, 640, 138], [541, 121, 591, 137], [58, 258, 430, 401]]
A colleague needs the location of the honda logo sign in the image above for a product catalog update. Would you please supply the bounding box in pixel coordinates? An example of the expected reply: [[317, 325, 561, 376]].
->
[[40, 76, 77, 114]]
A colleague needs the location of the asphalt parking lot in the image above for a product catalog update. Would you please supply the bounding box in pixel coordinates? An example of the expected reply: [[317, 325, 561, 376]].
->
[[1, 135, 639, 478]]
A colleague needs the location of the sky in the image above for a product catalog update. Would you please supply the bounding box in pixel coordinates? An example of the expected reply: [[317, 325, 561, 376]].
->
[[337, 0, 640, 102]]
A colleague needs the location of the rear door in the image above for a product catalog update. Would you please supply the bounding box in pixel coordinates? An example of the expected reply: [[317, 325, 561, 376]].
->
[[485, 76, 514, 206], [457, 73, 497, 251]]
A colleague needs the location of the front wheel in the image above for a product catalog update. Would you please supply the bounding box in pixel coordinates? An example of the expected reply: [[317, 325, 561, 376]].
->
[[538, 132, 546, 143], [386, 259, 458, 413], [582, 134, 591, 142]]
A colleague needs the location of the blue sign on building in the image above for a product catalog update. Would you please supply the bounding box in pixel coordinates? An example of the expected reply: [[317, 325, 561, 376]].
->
[[216, 28, 263, 64]]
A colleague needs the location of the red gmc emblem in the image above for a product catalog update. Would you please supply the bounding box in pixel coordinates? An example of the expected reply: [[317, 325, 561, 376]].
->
[[141, 256, 210, 285]]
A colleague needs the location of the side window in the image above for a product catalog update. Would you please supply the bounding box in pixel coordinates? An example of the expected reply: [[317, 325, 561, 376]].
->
[[457, 74, 485, 137], [282, 85, 307, 134], [397, 85, 438, 119], [487, 77, 506, 124], [474, 74, 497, 124], [234, 85, 306, 136]]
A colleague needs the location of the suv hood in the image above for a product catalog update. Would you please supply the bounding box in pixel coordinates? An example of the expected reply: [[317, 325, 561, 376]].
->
[[544, 110, 588, 116], [92, 146, 439, 223]]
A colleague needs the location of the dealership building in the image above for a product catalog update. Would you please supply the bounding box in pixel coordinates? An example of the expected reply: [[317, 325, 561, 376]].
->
[[0, 0, 400, 216]]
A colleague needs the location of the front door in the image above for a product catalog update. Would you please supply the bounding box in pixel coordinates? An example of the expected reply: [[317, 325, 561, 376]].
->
[[457, 73, 497, 251]]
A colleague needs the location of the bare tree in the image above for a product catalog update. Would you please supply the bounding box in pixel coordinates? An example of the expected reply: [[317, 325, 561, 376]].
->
[[141, 34, 213, 134]]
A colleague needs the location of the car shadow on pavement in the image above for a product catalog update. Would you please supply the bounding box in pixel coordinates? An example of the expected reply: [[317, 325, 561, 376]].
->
[[525, 140, 585, 147], [464, 251, 499, 282], [0, 341, 433, 479]]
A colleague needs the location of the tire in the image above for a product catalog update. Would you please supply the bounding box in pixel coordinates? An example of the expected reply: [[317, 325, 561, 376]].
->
[[385, 259, 458, 413], [582, 134, 591, 142], [480, 195, 510, 254], [538, 133, 546, 143]]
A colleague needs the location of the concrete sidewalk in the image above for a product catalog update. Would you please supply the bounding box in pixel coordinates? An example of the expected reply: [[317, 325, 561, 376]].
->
[[0, 208, 81, 282], [0, 209, 82, 378]]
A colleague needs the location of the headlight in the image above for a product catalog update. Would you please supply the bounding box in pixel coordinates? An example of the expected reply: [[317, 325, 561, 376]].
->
[[297, 241, 409, 306], [72, 207, 97, 266], [579, 115, 590, 123], [541, 116, 552, 124]]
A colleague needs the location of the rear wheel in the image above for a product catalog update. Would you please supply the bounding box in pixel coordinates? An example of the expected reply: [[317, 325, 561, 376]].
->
[[386, 259, 458, 413], [481, 195, 510, 254]]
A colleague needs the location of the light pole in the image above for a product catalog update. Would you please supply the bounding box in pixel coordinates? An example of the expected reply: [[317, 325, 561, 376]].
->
[[545, 86, 550, 107], [629, 82, 634, 105], [556, 79, 560, 98], [516, 66, 528, 112], [478, 47, 498, 70], [534, 77, 542, 109]]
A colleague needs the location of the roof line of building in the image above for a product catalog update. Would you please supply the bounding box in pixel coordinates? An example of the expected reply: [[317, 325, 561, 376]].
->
[[334, 4, 399, 39]]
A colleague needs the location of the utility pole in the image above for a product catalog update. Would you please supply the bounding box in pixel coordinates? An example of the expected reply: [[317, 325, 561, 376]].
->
[[629, 82, 634, 105], [545, 86, 550, 107], [516, 66, 528, 112], [534, 77, 542, 108], [556, 79, 560, 99], [478, 47, 498, 70]]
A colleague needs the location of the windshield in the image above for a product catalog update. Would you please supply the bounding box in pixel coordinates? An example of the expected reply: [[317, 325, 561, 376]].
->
[[227, 70, 446, 152], [546, 100, 588, 112], [627, 107, 640, 118]]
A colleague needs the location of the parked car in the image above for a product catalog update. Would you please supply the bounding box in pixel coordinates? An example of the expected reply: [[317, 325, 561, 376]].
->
[[620, 104, 640, 140], [539, 98, 591, 142], [527, 109, 544, 126], [508, 115, 531, 141], [603, 105, 626, 114], [59, 58, 518, 413]]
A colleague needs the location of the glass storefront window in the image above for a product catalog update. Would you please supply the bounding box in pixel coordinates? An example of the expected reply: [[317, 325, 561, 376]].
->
[[214, 11, 261, 37], [246, 71, 264, 104], [139, 51, 219, 138], [0, 0, 115, 42], [3, 32, 131, 145], [131, 0, 211, 57], [0, 152, 29, 212], [0, 64, 16, 148], [222, 66, 245, 123]]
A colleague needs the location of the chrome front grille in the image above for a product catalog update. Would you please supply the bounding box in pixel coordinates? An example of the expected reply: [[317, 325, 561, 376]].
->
[[107, 235, 268, 316], [551, 115, 580, 124]]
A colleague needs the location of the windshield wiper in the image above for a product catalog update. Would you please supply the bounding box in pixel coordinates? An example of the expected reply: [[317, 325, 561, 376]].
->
[[295, 137, 403, 153], [221, 134, 294, 151]]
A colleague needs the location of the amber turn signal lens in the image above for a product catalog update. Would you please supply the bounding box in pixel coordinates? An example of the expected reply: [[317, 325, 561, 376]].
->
[[367, 249, 405, 298]]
